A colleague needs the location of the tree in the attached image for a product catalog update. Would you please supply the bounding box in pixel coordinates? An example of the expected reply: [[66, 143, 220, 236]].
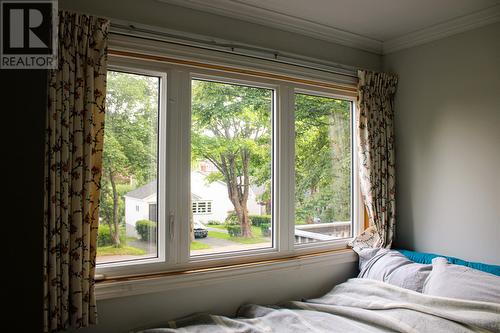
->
[[191, 80, 272, 237], [100, 71, 159, 247], [295, 94, 351, 224]]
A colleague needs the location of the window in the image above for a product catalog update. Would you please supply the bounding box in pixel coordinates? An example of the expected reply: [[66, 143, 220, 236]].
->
[[192, 201, 213, 214], [294, 93, 352, 244], [96, 40, 360, 277], [190, 79, 273, 256], [97, 70, 160, 264]]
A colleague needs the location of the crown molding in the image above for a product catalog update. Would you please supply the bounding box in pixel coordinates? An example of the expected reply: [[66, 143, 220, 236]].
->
[[158, 0, 383, 54], [383, 4, 500, 54], [158, 0, 500, 55]]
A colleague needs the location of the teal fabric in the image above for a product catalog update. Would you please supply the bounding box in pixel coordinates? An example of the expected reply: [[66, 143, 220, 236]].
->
[[396, 249, 500, 276]]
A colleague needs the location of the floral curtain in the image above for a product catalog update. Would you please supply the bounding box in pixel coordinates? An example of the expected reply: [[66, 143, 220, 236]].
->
[[350, 70, 398, 251], [43, 11, 109, 332]]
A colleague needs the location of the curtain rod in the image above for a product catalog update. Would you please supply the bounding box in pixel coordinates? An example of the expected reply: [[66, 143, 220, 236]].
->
[[109, 21, 359, 80]]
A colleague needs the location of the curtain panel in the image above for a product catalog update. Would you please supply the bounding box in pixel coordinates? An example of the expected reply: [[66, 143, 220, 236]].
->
[[350, 70, 398, 251], [43, 11, 109, 332]]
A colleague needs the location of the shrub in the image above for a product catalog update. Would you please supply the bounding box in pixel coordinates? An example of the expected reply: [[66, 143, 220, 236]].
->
[[224, 213, 241, 236], [250, 215, 271, 227], [135, 220, 157, 242], [207, 220, 222, 225], [260, 223, 271, 237], [224, 212, 239, 225], [226, 224, 242, 237], [97, 224, 126, 247]]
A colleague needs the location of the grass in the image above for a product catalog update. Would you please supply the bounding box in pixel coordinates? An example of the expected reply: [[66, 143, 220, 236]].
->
[[210, 225, 227, 230], [97, 245, 146, 256], [208, 229, 269, 244], [210, 225, 265, 236], [190, 241, 211, 250]]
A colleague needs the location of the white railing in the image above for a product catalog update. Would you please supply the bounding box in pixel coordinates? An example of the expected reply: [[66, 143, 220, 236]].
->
[[295, 221, 351, 244]]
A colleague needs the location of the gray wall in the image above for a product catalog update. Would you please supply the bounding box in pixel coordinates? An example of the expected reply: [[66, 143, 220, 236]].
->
[[59, 0, 381, 70], [74, 261, 356, 333], [384, 22, 500, 265]]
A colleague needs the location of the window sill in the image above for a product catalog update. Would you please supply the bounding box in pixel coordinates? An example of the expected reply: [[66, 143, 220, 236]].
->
[[95, 248, 357, 300]]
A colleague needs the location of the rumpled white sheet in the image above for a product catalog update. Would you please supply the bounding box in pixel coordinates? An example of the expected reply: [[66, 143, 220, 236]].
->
[[138, 278, 500, 333]]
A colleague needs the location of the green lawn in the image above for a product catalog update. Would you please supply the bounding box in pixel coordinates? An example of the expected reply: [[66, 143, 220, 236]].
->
[[190, 241, 211, 250], [208, 227, 269, 244], [210, 225, 226, 230], [97, 245, 146, 256], [210, 225, 265, 236]]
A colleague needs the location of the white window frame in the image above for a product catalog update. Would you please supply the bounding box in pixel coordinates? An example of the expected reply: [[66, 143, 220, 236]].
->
[[95, 34, 362, 280]]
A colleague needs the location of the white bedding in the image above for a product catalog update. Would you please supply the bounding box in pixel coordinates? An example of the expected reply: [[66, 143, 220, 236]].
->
[[138, 278, 500, 332]]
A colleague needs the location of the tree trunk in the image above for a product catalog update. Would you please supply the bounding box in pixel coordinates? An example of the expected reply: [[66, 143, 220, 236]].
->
[[212, 149, 254, 237], [225, 152, 253, 238], [238, 204, 252, 238], [109, 170, 121, 247], [265, 199, 271, 215]]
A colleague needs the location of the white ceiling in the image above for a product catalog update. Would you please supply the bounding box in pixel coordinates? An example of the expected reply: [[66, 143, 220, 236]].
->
[[222, 0, 499, 41], [160, 0, 500, 54]]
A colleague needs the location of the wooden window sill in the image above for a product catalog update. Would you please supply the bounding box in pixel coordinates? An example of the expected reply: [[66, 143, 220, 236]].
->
[[95, 248, 357, 300]]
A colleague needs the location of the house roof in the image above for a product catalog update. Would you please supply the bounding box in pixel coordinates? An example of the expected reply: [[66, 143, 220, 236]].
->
[[125, 180, 157, 199]]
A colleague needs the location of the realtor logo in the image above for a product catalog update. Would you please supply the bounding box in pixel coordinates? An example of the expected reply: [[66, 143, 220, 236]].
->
[[1, 1, 57, 69]]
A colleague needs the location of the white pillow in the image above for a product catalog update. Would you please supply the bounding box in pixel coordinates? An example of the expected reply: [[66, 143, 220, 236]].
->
[[423, 257, 500, 303], [357, 248, 432, 292]]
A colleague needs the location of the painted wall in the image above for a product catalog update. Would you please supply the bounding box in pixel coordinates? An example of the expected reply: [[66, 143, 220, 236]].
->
[[58, 0, 382, 71], [384, 22, 500, 265], [76, 261, 357, 333]]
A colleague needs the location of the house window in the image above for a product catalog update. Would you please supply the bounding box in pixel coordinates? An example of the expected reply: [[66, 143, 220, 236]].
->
[[96, 70, 161, 265], [96, 41, 360, 277], [192, 200, 213, 214]]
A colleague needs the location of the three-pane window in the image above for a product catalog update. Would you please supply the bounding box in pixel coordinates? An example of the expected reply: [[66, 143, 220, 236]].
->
[[96, 56, 358, 274]]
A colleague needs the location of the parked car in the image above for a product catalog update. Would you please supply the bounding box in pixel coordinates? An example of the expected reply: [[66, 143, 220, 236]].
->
[[193, 221, 208, 238]]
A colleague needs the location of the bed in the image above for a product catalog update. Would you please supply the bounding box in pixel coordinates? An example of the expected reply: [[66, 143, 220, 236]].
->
[[136, 250, 500, 333]]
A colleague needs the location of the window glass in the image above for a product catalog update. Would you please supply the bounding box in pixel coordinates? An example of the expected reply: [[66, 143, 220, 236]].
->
[[97, 71, 160, 264], [294, 93, 352, 244], [190, 79, 274, 256]]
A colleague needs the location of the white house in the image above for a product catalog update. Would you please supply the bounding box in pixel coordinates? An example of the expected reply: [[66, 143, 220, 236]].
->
[[124, 169, 264, 237]]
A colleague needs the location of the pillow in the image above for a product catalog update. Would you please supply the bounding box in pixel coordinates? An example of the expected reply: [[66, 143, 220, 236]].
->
[[423, 257, 500, 303], [357, 248, 432, 292], [397, 249, 500, 276]]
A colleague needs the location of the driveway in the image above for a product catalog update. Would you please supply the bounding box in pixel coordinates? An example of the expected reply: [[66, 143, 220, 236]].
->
[[195, 235, 234, 247]]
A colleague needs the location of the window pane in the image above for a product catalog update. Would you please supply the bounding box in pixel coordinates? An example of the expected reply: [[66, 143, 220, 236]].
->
[[191, 79, 273, 256], [294, 93, 352, 244], [97, 71, 160, 264]]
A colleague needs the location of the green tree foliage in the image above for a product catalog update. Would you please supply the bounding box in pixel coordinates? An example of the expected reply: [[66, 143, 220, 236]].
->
[[295, 94, 351, 224], [100, 71, 159, 247], [191, 80, 272, 237]]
